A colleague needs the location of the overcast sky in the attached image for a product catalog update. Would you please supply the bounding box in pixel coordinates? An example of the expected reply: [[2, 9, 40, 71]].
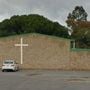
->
[[0, 0, 90, 26]]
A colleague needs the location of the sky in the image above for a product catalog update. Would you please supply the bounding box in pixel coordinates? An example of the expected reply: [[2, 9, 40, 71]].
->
[[0, 0, 90, 26]]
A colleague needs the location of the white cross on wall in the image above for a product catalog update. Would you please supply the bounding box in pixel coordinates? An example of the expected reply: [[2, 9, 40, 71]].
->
[[15, 38, 28, 64]]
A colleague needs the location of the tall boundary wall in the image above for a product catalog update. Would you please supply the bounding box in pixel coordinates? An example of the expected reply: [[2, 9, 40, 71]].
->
[[0, 34, 90, 70]]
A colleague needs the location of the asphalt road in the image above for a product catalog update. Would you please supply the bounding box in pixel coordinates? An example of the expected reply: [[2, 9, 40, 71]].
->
[[0, 70, 90, 90]]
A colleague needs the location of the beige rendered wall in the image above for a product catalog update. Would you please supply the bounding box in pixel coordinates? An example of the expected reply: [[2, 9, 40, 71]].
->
[[0, 34, 89, 70]]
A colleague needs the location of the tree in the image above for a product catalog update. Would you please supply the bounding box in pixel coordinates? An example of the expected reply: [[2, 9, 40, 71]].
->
[[66, 6, 88, 30], [67, 6, 88, 21], [66, 6, 90, 48], [0, 14, 68, 38]]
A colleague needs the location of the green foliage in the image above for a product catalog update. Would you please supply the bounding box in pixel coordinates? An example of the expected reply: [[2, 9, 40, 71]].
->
[[0, 14, 68, 38], [67, 6, 88, 21], [66, 6, 90, 48], [72, 28, 90, 48]]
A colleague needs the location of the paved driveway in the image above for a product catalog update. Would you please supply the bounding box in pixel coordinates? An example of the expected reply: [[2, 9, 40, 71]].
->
[[0, 70, 90, 90]]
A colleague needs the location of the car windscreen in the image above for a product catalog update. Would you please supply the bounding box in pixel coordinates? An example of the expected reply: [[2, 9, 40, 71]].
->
[[4, 61, 14, 64]]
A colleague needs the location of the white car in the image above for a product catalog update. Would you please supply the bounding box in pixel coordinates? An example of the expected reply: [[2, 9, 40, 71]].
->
[[2, 60, 19, 72]]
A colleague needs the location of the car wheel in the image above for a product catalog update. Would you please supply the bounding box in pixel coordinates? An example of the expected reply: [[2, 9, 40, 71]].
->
[[13, 69, 16, 72], [2, 70, 5, 72]]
